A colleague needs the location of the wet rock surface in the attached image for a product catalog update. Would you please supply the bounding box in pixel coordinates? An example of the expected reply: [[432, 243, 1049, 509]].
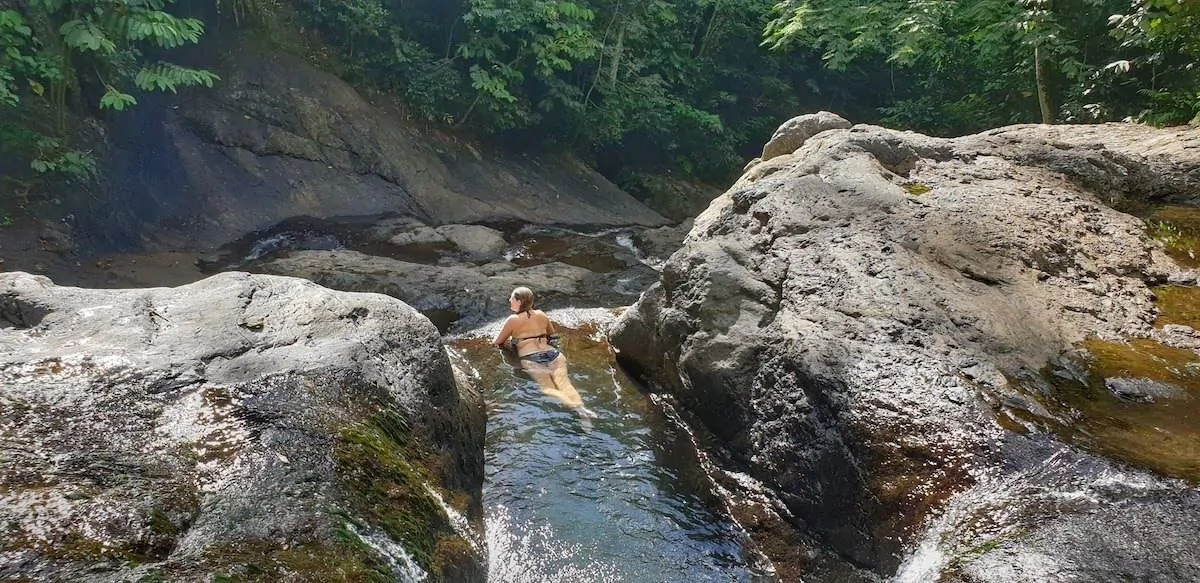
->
[[0, 271, 485, 582], [611, 120, 1200, 579], [199, 217, 664, 332], [902, 438, 1200, 583]]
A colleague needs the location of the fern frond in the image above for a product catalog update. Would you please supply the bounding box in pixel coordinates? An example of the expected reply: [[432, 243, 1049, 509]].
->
[[134, 61, 219, 93], [123, 12, 205, 48]]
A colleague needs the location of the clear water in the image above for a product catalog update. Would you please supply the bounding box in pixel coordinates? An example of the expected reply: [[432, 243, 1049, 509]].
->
[[449, 332, 767, 583]]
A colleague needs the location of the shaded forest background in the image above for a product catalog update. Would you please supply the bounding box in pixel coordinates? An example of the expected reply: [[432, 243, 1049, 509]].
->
[[2, 0, 1198, 215]]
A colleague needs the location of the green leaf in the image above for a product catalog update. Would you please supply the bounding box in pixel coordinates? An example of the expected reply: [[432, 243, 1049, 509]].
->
[[60, 19, 117, 54], [99, 88, 137, 110], [0, 10, 31, 36], [28, 0, 67, 13], [134, 62, 219, 93], [124, 12, 206, 48]]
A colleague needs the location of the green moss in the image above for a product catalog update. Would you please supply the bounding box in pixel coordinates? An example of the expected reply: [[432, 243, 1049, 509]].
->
[[334, 415, 451, 579], [965, 537, 1002, 557], [432, 536, 480, 582], [1153, 285, 1200, 329], [52, 535, 106, 560], [1006, 337, 1200, 484], [199, 402, 471, 582], [1139, 205, 1200, 267], [940, 530, 1027, 582], [903, 182, 932, 196], [147, 509, 178, 537], [1082, 337, 1200, 385], [205, 539, 392, 582]]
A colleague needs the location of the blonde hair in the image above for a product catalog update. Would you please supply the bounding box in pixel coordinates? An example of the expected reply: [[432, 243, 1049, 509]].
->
[[510, 286, 535, 314]]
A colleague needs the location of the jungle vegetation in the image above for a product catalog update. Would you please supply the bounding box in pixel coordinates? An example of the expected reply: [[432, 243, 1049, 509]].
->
[[2, 0, 1197, 200]]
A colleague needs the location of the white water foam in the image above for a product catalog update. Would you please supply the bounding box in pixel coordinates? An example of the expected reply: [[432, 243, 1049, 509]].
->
[[244, 233, 294, 261], [345, 522, 429, 582], [891, 449, 1176, 582], [486, 504, 620, 583], [614, 231, 666, 270], [424, 485, 485, 557]]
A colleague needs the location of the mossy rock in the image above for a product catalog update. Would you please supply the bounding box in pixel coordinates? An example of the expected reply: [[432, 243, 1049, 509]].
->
[[1005, 338, 1200, 484], [902, 182, 932, 196], [204, 538, 393, 582], [333, 410, 460, 580]]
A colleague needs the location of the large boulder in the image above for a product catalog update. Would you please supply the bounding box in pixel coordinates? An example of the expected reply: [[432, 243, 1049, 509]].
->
[[84, 40, 667, 250], [0, 271, 485, 582], [611, 121, 1200, 579], [760, 111, 852, 161]]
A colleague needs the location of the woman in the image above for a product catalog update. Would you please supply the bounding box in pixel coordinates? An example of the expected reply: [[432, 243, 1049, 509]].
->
[[492, 286, 592, 415]]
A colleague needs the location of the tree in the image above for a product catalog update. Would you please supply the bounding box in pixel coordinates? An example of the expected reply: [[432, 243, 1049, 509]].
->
[[1, 0, 217, 187], [763, 0, 1059, 131], [1108, 0, 1200, 125]]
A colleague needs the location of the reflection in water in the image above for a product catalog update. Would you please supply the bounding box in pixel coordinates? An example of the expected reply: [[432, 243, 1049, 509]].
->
[[450, 331, 766, 583]]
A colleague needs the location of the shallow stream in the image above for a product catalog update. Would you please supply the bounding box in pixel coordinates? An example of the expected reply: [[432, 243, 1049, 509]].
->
[[53, 215, 767, 580], [448, 327, 771, 582]]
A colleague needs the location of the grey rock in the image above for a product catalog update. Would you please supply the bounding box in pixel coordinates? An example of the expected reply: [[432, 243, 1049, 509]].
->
[[84, 43, 667, 251], [388, 225, 449, 247], [760, 111, 852, 161], [479, 261, 518, 276], [631, 219, 693, 268], [1104, 377, 1183, 402], [0, 271, 485, 581], [37, 221, 74, 255], [255, 249, 656, 330], [910, 439, 1200, 583], [435, 224, 508, 260], [611, 121, 1200, 578]]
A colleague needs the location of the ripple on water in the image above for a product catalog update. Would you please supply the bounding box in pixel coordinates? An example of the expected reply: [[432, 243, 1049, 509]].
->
[[453, 329, 764, 583]]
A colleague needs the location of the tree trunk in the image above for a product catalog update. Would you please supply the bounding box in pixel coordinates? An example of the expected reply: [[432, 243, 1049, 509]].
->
[[583, 7, 619, 109], [697, 0, 723, 58], [1034, 0, 1055, 124], [608, 22, 624, 87], [455, 91, 484, 128], [1035, 45, 1054, 124]]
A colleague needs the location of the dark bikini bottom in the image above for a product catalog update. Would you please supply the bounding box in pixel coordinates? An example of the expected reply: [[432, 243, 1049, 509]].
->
[[520, 349, 560, 365]]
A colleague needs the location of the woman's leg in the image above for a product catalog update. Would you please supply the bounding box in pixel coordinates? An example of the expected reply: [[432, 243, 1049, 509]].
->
[[548, 356, 584, 408], [521, 356, 584, 409], [523, 366, 574, 406]]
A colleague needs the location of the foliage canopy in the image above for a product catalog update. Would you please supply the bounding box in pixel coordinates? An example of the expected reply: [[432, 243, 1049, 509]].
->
[[3, 0, 1198, 207], [1, 0, 216, 190]]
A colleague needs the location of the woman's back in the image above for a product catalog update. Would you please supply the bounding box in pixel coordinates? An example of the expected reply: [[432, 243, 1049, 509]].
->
[[509, 310, 553, 356]]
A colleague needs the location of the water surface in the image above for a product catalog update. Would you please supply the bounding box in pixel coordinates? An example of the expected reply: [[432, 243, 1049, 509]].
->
[[449, 329, 767, 583]]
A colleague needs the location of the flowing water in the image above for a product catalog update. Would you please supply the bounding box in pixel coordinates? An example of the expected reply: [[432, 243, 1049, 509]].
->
[[448, 326, 771, 583], [24, 216, 777, 580]]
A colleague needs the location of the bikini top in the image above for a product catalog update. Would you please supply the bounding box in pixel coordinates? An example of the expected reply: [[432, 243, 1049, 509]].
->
[[509, 333, 549, 349]]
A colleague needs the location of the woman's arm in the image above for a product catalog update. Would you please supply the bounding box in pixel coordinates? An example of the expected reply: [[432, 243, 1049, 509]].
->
[[492, 316, 515, 347], [543, 313, 559, 347]]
